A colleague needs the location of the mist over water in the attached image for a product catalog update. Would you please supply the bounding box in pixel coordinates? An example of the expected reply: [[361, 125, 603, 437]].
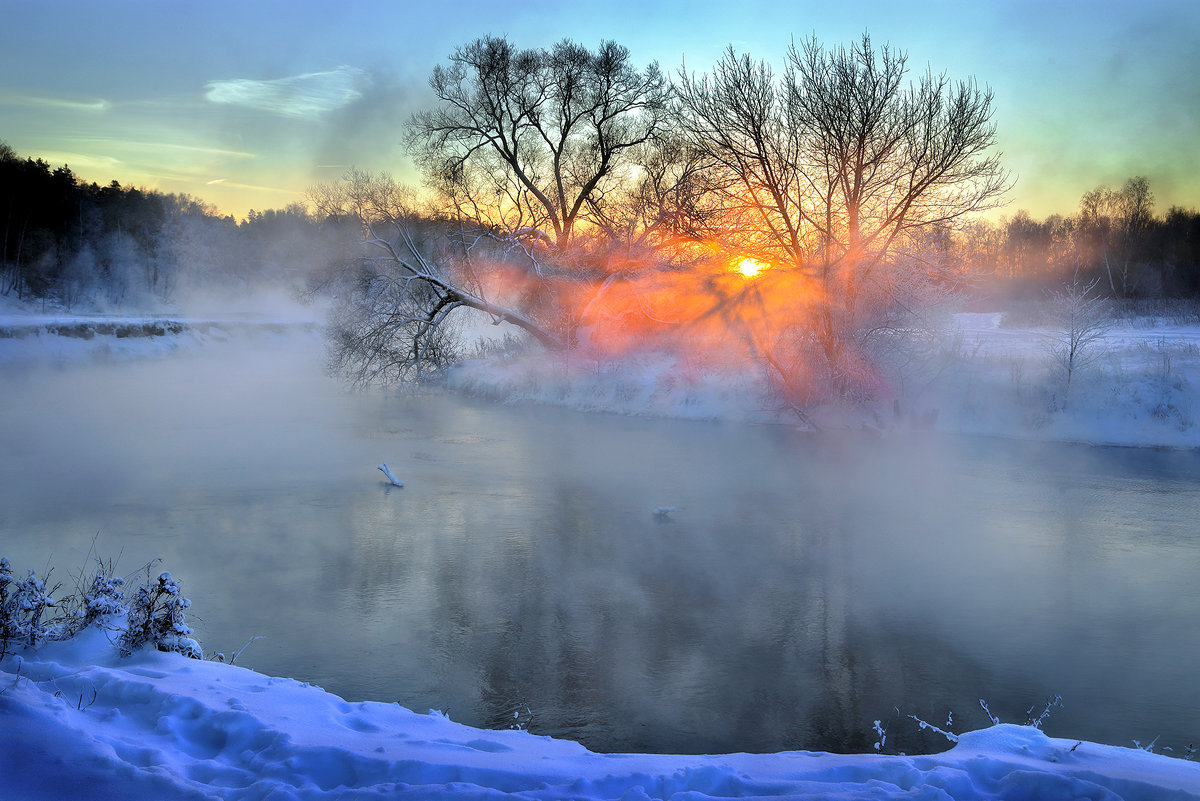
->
[[2, 328, 1199, 755]]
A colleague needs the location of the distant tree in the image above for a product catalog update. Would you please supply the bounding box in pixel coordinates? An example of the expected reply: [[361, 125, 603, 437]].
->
[[1155, 206, 1200, 297], [0, 143, 339, 308], [1, 151, 55, 298], [1046, 272, 1111, 408], [995, 211, 1080, 286], [1079, 176, 1154, 297], [60, 244, 98, 310]]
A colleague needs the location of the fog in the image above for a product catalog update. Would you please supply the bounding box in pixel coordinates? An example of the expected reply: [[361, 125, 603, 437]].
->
[[2, 327, 1200, 755]]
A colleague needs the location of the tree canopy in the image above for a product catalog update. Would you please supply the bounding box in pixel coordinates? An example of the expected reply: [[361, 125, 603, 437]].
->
[[406, 36, 671, 253]]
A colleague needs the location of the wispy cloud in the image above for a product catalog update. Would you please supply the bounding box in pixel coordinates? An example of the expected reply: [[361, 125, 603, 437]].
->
[[203, 178, 298, 195], [30, 151, 124, 174], [59, 136, 256, 161], [204, 66, 369, 118], [0, 92, 110, 112]]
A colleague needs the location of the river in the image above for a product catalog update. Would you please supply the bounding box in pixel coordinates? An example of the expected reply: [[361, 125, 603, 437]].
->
[[2, 326, 1199, 755]]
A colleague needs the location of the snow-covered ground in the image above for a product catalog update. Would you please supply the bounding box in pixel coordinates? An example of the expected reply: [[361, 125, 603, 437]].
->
[[4, 303, 1200, 798], [4, 628, 1199, 801], [0, 297, 323, 368], [4, 293, 1196, 450], [449, 311, 1200, 449]]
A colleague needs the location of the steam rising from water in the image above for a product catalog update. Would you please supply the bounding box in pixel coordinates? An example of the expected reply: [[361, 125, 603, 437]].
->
[[2, 325, 1199, 754]]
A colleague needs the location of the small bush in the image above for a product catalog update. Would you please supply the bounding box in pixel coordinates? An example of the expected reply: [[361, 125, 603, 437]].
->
[[0, 556, 201, 660], [118, 571, 202, 659], [0, 558, 61, 657]]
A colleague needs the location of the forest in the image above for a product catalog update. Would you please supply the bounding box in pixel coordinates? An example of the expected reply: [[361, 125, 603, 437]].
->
[[0, 141, 349, 309], [7, 137, 1197, 314]]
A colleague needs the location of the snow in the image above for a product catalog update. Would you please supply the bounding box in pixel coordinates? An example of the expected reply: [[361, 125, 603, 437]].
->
[[3, 629, 1199, 800], [3, 306, 1200, 798], [0, 314, 321, 368], [448, 311, 1200, 449], [0, 292, 324, 368]]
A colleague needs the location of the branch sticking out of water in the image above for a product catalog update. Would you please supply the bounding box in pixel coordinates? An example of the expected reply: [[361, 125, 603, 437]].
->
[[378, 463, 404, 487]]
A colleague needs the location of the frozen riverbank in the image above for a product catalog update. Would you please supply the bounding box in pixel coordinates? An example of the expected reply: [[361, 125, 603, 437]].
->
[[0, 311, 320, 367], [448, 311, 1200, 450], [3, 629, 1198, 800], [4, 298, 1197, 449]]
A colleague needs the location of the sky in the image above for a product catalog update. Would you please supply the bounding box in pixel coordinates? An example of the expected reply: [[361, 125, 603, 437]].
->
[[2, 0, 1198, 222]]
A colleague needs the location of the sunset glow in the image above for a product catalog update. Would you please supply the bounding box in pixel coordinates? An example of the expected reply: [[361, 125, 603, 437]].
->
[[737, 258, 766, 278]]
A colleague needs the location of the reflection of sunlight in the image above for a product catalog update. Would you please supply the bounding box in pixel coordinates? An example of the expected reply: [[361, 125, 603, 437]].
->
[[737, 258, 765, 278]]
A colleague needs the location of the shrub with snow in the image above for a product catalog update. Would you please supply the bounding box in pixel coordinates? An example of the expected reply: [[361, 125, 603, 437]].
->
[[0, 557, 58, 656], [118, 571, 202, 659], [0, 556, 201, 660]]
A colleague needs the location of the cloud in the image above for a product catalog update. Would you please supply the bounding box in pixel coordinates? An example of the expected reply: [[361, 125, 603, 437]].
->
[[0, 91, 109, 112], [60, 136, 256, 161], [203, 178, 297, 195], [205, 66, 369, 118]]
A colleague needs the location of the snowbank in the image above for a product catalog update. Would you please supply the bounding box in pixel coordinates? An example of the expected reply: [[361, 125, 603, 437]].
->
[[0, 315, 321, 368], [448, 313, 1200, 449], [0, 293, 324, 369], [5, 301, 1197, 448], [3, 631, 1198, 800]]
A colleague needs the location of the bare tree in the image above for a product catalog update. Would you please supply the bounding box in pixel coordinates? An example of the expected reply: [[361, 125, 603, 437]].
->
[[1079, 176, 1154, 297], [318, 38, 713, 387], [1046, 272, 1112, 408], [318, 34, 1010, 398], [407, 36, 670, 253], [310, 170, 563, 386], [675, 34, 1010, 402]]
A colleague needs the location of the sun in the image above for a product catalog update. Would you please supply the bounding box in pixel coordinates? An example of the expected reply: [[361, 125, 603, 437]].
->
[[737, 258, 766, 278]]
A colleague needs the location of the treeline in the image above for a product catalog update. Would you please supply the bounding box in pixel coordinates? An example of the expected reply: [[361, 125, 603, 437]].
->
[[0, 142, 347, 310], [958, 177, 1200, 300], [3, 139, 1199, 313]]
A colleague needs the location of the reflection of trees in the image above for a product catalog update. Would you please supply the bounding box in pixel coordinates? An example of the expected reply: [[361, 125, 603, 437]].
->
[[346, 456, 1006, 754], [315, 404, 1200, 756]]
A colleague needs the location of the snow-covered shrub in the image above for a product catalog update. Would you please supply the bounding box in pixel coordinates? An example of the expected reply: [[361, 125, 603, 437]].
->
[[1, 556, 202, 660], [72, 568, 126, 634], [118, 571, 201, 659], [0, 558, 59, 656], [880, 696, 1070, 756]]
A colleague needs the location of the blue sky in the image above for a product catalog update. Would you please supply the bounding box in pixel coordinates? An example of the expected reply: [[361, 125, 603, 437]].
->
[[2, 0, 1197, 220]]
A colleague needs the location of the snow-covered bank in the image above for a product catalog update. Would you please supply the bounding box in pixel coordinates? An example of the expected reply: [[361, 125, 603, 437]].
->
[[933, 312, 1200, 449], [0, 293, 325, 368], [449, 312, 1200, 449], [0, 314, 321, 368], [5, 299, 1197, 448], [3, 630, 1198, 801]]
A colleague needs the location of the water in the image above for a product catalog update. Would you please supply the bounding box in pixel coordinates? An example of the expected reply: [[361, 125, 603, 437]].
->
[[2, 330, 1199, 755]]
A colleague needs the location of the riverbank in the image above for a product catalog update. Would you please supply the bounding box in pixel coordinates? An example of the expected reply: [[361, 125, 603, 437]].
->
[[448, 311, 1200, 449], [5, 293, 1197, 449], [3, 627, 1198, 800]]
